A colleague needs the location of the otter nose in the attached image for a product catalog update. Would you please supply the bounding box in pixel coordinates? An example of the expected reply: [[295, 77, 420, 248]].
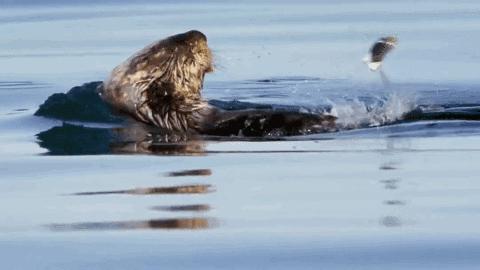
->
[[170, 30, 207, 45], [185, 30, 207, 42]]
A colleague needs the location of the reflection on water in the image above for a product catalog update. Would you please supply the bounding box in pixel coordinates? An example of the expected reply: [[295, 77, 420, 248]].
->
[[48, 217, 217, 231], [53, 167, 218, 232], [36, 123, 207, 155], [5, 108, 30, 115], [151, 204, 211, 212], [380, 179, 400, 190], [71, 184, 214, 196], [111, 140, 207, 155], [380, 216, 403, 227], [379, 162, 397, 170], [383, 200, 406, 206], [35, 123, 330, 156], [379, 139, 406, 228], [166, 169, 212, 177]]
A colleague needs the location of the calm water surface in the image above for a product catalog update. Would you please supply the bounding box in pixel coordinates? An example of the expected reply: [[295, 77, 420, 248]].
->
[[1, 1, 480, 269]]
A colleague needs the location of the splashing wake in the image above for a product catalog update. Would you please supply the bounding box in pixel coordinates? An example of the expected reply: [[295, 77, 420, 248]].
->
[[328, 92, 416, 129]]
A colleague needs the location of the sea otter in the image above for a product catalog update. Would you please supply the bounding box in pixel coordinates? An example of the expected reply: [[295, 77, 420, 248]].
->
[[98, 30, 336, 137], [34, 30, 335, 137]]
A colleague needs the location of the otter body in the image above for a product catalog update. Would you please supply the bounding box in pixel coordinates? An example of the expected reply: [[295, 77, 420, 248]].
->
[[100, 30, 336, 136]]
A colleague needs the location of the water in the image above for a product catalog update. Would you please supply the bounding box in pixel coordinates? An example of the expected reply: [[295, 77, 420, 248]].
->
[[1, 1, 480, 269]]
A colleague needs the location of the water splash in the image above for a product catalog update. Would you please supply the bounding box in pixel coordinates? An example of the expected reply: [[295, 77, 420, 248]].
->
[[329, 92, 416, 129]]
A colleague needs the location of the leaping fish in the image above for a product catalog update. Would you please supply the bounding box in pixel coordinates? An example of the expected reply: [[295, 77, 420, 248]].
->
[[363, 36, 398, 71]]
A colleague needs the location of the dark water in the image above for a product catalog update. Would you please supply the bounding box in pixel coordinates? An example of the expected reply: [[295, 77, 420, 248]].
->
[[2, 1, 480, 269]]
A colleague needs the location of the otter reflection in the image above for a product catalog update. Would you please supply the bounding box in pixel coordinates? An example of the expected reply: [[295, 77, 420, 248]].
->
[[35, 122, 329, 155], [48, 217, 217, 231], [152, 204, 211, 212], [112, 139, 205, 155], [383, 200, 406, 206], [71, 184, 213, 196], [6, 108, 29, 115], [380, 178, 400, 190], [166, 169, 212, 177], [36, 123, 206, 155], [379, 162, 397, 170], [380, 216, 402, 227]]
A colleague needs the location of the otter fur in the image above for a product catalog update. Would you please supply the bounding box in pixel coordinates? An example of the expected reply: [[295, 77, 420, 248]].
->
[[99, 30, 336, 137]]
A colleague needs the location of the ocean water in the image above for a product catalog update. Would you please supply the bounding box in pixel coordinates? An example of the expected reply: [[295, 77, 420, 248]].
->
[[1, 1, 480, 269]]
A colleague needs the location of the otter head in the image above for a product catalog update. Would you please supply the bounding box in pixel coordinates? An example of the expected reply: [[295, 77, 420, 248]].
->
[[101, 30, 215, 131], [155, 30, 214, 99], [136, 30, 213, 99]]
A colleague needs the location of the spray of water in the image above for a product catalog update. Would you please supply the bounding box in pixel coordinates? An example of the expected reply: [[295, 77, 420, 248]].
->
[[328, 91, 416, 130]]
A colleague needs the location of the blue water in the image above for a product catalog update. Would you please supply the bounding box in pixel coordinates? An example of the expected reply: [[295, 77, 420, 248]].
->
[[2, 1, 480, 269]]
